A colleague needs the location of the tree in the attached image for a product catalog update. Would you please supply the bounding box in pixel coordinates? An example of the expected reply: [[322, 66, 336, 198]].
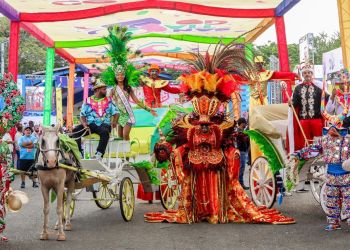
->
[[253, 32, 341, 71], [253, 42, 300, 70], [0, 17, 68, 74], [313, 32, 341, 65]]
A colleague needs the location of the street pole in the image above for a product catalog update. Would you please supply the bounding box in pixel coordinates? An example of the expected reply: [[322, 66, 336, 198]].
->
[[1, 42, 5, 75]]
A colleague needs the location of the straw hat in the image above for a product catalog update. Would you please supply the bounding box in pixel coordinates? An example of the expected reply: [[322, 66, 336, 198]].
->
[[92, 79, 107, 90], [6, 190, 29, 212]]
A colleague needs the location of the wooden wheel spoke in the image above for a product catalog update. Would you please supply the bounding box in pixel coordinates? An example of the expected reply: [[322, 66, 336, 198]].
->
[[264, 184, 274, 191], [162, 186, 169, 200], [262, 187, 272, 202], [261, 188, 267, 205], [253, 185, 260, 191], [263, 176, 273, 185]]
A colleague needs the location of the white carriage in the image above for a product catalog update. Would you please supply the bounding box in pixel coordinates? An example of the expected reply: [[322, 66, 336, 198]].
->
[[247, 104, 326, 208]]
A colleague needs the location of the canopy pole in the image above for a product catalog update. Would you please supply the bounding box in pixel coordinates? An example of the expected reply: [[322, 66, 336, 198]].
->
[[56, 87, 63, 127], [43, 47, 55, 126], [8, 21, 20, 81], [275, 16, 291, 102], [83, 72, 89, 101], [67, 63, 75, 130]]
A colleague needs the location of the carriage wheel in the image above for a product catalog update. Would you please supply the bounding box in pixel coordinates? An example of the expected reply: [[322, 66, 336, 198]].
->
[[92, 182, 116, 209], [309, 164, 326, 204], [160, 167, 179, 210], [319, 183, 347, 221], [249, 156, 276, 208], [63, 191, 75, 220], [119, 177, 135, 222]]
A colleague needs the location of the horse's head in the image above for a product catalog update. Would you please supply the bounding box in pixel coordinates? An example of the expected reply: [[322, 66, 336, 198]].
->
[[39, 126, 60, 168]]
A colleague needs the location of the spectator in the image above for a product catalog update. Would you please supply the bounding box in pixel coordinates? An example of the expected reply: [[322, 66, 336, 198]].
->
[[33, 125, 41, 138], [14, 123, 23, 169], [18, 126, 38, 188], [236, 117, 249, 190], [28, 120, 34, 130]]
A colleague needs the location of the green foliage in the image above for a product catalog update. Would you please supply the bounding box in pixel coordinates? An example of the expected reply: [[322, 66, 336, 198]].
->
[[313, 32, 341, 65], [253, 41, 299, 70], [0, 17, 67, 74], [130, 160, 153, 170], [130, 160, 160, 185], [254, 32, 341, 70]]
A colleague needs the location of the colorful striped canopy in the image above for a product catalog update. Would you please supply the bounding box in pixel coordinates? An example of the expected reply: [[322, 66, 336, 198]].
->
[[1, 0, 300, 69]]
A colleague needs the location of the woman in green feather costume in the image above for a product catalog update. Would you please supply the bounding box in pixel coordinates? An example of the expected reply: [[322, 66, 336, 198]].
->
[[101, 26, 156, 140], [109, 65, 157, 140]]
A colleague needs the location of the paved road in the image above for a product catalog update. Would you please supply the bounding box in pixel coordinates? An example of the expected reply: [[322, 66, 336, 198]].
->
[[2, 178, 349, 250]]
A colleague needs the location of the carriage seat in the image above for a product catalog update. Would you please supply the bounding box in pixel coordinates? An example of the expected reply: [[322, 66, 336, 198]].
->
[[82, 133, 138, 158]]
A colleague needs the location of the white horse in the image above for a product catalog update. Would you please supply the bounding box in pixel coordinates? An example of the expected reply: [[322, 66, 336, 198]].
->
[[37, 126, 76, 241]]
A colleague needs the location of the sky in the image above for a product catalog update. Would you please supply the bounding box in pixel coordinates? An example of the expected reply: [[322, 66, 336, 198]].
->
[[255, 0, 340, 45]]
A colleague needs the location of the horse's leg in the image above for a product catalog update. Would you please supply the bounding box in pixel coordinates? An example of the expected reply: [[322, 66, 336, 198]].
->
[[40, 185, 50, 240], [64, 187, 73, 231], [56, 183, 66, 241]]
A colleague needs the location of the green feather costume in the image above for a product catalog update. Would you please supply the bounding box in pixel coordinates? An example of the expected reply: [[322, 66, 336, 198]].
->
[[101, 26, 143, 127]]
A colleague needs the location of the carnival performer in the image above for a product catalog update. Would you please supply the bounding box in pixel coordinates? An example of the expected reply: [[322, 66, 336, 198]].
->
[[325, 70, 350, 126], [0, 139, 11, 242], [145, 42, 295, 224], [110, 66, 157, 140], [71, 80, 119, 160], [140, 64, 181, 108], [100, 25, 157, 141], [294, 104, 350, 231], [289, 63, 326, 151]]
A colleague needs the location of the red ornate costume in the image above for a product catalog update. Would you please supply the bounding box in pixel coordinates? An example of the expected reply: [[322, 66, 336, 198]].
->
[[144, 45, 295, 224], [140, 64, 180, 108]]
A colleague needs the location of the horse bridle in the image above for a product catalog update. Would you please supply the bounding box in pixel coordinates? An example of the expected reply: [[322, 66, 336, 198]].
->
[[39, 141, 62, 169]]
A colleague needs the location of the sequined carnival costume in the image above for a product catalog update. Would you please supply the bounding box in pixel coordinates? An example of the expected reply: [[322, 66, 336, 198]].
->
[[144, 43, 295, 224], [295, 100, 350, 230]]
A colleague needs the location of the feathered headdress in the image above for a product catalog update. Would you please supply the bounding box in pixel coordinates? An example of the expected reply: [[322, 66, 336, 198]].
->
[[178, 41, 257, 123], [100, 25, 142, 87], [179, 41, 257, 102]]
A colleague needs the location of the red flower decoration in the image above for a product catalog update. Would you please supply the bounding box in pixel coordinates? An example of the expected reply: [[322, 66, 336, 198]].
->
[[5, 98, 11, 105], [16, 105, 25, 113], [3, 73, 11, 81], [3, 112, 12, 120]]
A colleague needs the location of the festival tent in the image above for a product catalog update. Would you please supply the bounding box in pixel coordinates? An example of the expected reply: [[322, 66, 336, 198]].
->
[[0, 0, 300, 126]]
